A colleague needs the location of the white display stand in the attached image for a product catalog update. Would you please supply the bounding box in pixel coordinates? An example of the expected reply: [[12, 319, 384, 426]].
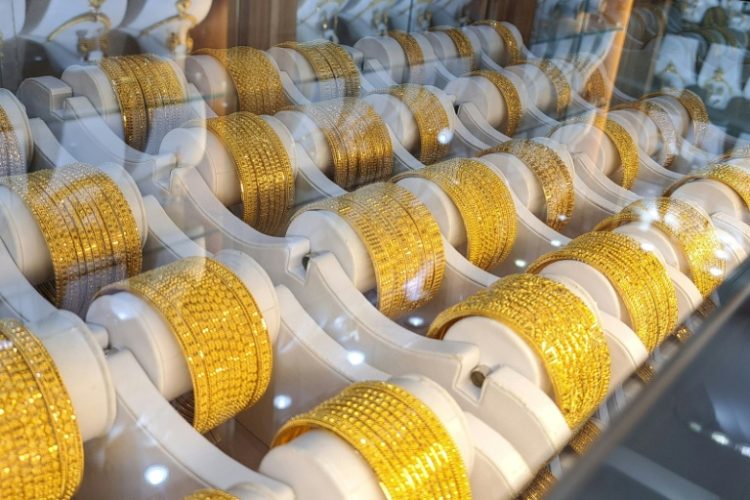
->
[[698, 44, 744, 109], [337, 0, 393, 44], [654, 35, 699, 89], [429, 0, 472, 27], [296, 0, 344, 43], [389, 0, 430, 33]]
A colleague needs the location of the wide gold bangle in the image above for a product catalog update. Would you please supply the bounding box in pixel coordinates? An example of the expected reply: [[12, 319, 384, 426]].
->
[[589, 114, 640, 189], [664, 163, 750, 211], [528, 231, 678, 351], [594, 197, 725, 297], [194, 47, 289, 115], [370, 84, 450, 164], [428, 273, 610, 428], [528, 59, 572, 117], [479, 139, 575, 230], [292, 183, 445, 318], [0, 319, 84, 499], [99, 56, 149, 150], [276, 40, 361, 100], [184, 489, 238, 500], [272, 381, 472, 499], [392, 158, 516, 270], [388, 30, 425, 81], [98, 257, 272, 433], [644, 88, 709, 147], [291, 98, 393, 190], [581, 66, 607, 108], [469, 70, 522, 136], [205, 112, 294, 234], [431, 27, 477, 72], [473, 20, 524, 65], [0, 105, 24, 176]]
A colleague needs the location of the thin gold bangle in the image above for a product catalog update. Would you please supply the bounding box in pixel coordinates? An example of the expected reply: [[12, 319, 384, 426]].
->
[[473, 20, 524, 65], [468, 70, 522, 137], [0, 105, 24, 176], [276, 40, 361, 99], [431, 27, 477, 72], [588, 114, 640, 189], [644, 88, 709, 147], [527, 59, 572, 117], [99, 56, 148, 150], [388, 30, 425, 81]]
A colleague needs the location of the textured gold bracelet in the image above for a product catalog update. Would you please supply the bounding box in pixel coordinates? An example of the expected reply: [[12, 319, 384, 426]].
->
[[0, 105, 24, 176], [588, 114, 640, 189], [0, 319, 84, 499], [370, 84, 450, 164], [479, 139, 575, 230], [276, 40, 361, 100], [581, 66, 607, 108], [428, 274, 610, 428], [205, 112, 294, 234], [469, 70, 522, 137], [664, 163, 750, 211], [594, 197, 725, 297], [273, 381, 472, 499], [431, 27, 477, 72], [100, 56, 149, 150], [392, 158, 516, 270], [388, 30, 425, 81], [184, 489, 238, 500], [644, 88, 709, 147], [614, 100, 679, 169], [99, 257, 272, 433], [473, 20, 524, 65], [528, 59, 572, 117], [292, 183, 445, 318], [519, 465, 557, 500]]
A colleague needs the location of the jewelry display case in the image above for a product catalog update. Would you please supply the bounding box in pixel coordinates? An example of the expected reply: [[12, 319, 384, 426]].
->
[[0, 0, 748, 499]]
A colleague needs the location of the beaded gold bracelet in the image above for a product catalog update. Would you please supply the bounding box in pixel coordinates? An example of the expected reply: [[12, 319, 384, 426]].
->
[[0, 105, 24, 176], [184, 489, 238, 500], [528, 231, 678, 351], [527, 59, 572, 117], [664, 163, 750, 210], [273, 381, 472, 499], [644, 88, 708, 147], [473, 20, 524, 65], [98, 257, 272, 433], [469, 70, 522, 137], [0, 319, 84, 499], [428, 273, 610, 428], [392, 158, 516, 270], [594, 197, 725, 297], [431, 27, 477, 72], [480, 139, 575, 230], [388, 30, 425, 82]]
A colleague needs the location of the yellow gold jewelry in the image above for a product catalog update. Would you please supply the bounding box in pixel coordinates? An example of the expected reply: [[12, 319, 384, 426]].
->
[[370, 84, 450, 164], [0, 319, 84, 500], [292, 183, 445, 318], [184, 489, 238, 500], [193, 47, 288, 116], [620, 100, 679, 169], [528, 59, 572, 117], [479, 139, 575, 230], [99, 257, 272, 433], [468, 70, 522, 136], [100, 56, 148, 150], [0, 105, 24, 176], [594, 198, 725, 297], [431, 27, 477, 72], [273, 381, 472, 500], [276, 40, 361, 100], [529, 231, 678, 351], [568, 419, 602, 455], [388, 30, 425, 81], [664, 163, 750, 210], [519, 465, 557, 500], [589, 114, 640, 189], [581, 66, 607, 108], [205, 112, 294, 234], [428, 274, 610, 428], [645, 88, 709, 147], [393, 158, 516, 270], [473, 20, 524, 65]]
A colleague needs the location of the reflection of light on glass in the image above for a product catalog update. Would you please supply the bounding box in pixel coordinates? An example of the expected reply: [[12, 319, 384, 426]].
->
[[689, 421, 702, 432], [711, 431, 730, 446], [407, 316, 425, 328], [514, 259, 527, 268], [144, 465, 169, 485], [738, 445, 750, 458], [550, 239, 562, 247], [274, 394, 292, 410], [715, 249, 730, 261], [709, 267, 723, 277], [557, 214, 567, 222], [347, 350, 365, 366], [437, 128, 453, 145], [663, 213, 679, 228], [640, 242, 655, 253]]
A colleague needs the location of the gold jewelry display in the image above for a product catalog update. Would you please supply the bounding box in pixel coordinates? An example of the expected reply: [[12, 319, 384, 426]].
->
[[291, 98, 393, 189], [594, 198, 725, 297], [193, 47, 288, 116], [664, 163, 750, 210], [0, 163, 142, 315], [99, 257, 272, 434], [99, 57, 148, 150], [568, 419, 602, 455], [0, 318, 84, 499], [468, 70, 522, 136], [473, 20, 524, 65], [0, 105, 23, 176], [588, 114, 640, 189], [428, 274, 610, 428], [276, 40, 361, 100], [430, 27, 477, 72], [615, 100, 679, 169], [519, 465, 557, 500], [272, 381, 472, 499], [205, 112, 294, 234], [529, 231, 678, 351], [292, 183, 445, 318], [581, 66, 607, 108], [388, 31, 425, 81], [479, 139, 575, 230], [184, 489, 238, 500], [392, 158, 517, 270], [645, 88, 709, 147], [370, 84, 450, 164], [528, 59, 572, 117]]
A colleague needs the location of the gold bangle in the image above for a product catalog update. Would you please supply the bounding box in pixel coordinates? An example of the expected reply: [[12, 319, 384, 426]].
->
[[194, 47, 288, 115], [588, 114, 640, 189], [99, 56, 149, 150], [392, 158, 516, 270], [184, 489, 238, 500], [428, 274, 610, 428], [431, 27, 477, 72], [594, 197, 725, 297], [479, 139, 575, 230], [276, 40, 361, 100], [292, 183, 445, 318], [369, 84, 450, 164], [205, 112, 294, 235], [527, 59, 572, 117], [0, 105, 24, 176], [272, 381, 472, 499], [519, 465, 557, 500], [644, 88, 709, 147], [468, 70, 522, 137], [99, 257, 272, 433], [581, 66, 607, 108], [664, 163, 750, 210], [388, 30, 425, 81], [313, 41, 361, 98], [0, 319, 84, 499], [473, 20, 524, 65], [568, 419, 602, 455], [528, 231, 678, 351]]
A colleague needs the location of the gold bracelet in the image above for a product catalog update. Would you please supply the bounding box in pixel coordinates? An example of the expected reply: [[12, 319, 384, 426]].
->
[[519, 465, 557, 500], [594, 198, 725, 297], [273, 381, 472, 499], [664, 163, 750, 211], [528, 59, 572, 117], [0, 319, 84, 499], [428, 274, 610, 428], [529, 231, 678, 351], [205, 112, 294, 235], [194, 47, 288, 115], [388, 30, 425, 81], [184, 489, 238, 500], [473, 20, 524, 65], [370, 84, 450, 164], [568, 419, 602, 455], [292, 183, 445, 318], [588, 114, 640, 189], [431, 27, 477, 72], [479, 139, 575, 230], [581, 66, 607, 108], [468, 70, 522, 137], [276, 41, 360, 100], [0, 105, 24, 176], [314, 41, 361, 98], [644, 88, 709, 147], [99, 56, 149, 150], [614, 100, 679, 169], [392, 158, 516, 270], [99, 257, 272, 433]]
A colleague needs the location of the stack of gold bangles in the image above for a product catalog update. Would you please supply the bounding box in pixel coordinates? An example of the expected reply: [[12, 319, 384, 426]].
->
[[98, 257, 273, 433], [664, 163, 750, 211], [276, 40, 361, 100], [473, 20, 524, 65], [388, 31, 425, 82], [99, 54, 187, 151], [468, 70, 522, 137], [580, 113, 640, 189], [292, 183, 445, 318], [527, 59, 572, 117], [292, 98, 393, 189], [644, 88, 709, 147], [392, 158, 517, 270], [430, 27, 478, 72], [614, 100, 680, 169], [272, 381, 472, 499], [0, 106, 24, 177], [0, 163, 142, 315], [205, 112, 294, 234], [0, 319, 84, 499]]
